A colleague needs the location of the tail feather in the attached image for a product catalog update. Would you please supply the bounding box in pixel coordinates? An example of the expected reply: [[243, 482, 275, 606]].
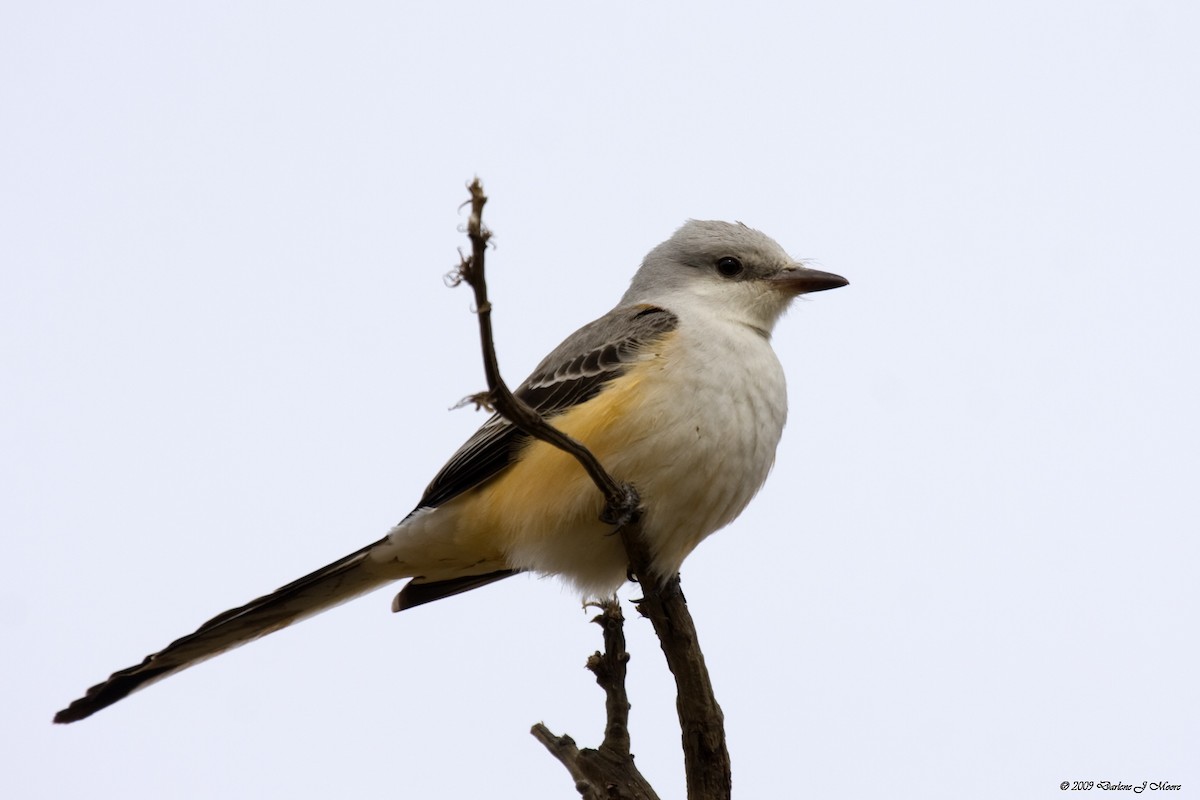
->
[[391, 569, 518, 611], [54, 540, 392, 724]]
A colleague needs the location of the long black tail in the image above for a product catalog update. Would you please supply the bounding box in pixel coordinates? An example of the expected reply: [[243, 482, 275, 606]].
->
[[54, 541, 391, 724]]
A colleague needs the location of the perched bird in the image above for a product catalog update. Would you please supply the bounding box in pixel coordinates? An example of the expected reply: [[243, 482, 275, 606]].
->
[[54, 220, 847, 723]]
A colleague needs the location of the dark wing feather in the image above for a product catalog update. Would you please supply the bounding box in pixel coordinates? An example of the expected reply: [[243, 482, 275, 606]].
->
[[415, 304, 677, 509], [391, 570, 519, 611]]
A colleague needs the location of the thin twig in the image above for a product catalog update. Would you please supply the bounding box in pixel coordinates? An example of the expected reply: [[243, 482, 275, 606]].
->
[[529, 725, 593, 795], [530, 600, 661, 800], [452, 178, 729, 799], [588, 599, 632, 755], [456, 178, 640, 527]]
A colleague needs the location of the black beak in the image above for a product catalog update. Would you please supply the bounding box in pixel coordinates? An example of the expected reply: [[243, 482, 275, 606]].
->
[[771, 266, 849, 295]]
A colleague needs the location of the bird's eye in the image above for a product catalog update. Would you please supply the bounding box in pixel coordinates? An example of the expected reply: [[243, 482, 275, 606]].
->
[[716, 256, 744, 277]]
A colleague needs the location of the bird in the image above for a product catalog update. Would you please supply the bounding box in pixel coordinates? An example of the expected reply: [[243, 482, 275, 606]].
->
[[54, 220, 847, 724]]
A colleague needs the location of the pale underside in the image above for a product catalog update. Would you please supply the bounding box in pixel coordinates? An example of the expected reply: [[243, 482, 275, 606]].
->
[[371, 304, 788, 597]]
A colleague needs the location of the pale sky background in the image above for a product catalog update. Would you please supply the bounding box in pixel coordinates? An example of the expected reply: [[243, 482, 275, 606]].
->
[[3, 2, 1197, 798]]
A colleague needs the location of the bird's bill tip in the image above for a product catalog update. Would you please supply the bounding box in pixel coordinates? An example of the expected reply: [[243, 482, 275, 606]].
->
[[771, 267, 849, 295]]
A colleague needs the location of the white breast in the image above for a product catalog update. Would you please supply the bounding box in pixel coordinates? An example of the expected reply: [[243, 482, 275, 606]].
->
[[378, 307, 791, 598], [621, 314, 789, 577]]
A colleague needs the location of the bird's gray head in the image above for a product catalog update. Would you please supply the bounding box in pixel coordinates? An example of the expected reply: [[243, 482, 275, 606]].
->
[[621, 220, 847, 335]]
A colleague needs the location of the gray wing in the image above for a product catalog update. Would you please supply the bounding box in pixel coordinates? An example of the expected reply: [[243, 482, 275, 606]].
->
[[414, 304, 678, 510]]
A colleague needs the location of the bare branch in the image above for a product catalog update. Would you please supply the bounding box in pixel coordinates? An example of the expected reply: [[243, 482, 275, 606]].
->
[[588, 599, 632, 755], [452, 178, 730, 799], [635, 578, 731, 799], [531, 600, 661, 800], [454, 178, 640, 528], [529, 725, 592, 795]]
